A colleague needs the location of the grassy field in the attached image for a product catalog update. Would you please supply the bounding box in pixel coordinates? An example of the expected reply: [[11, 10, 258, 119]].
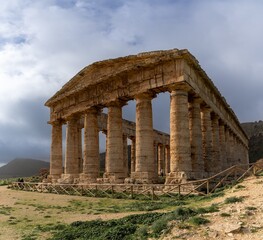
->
[[0, 184, 221, 240], [1, 175, 263, 240]]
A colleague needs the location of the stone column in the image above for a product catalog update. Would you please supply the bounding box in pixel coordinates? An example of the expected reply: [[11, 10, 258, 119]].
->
[[211, 114, 220, 174], [123, 134, 128, 177], [131, 92, 156, 183], [168, 88, 191, 182], [153, 141, 158, 178], [63, 115, 80, 182], [189, 97, 203, 179], [158, 144, 165, 176], [130, 137, 136, 173], [80, 108, 99, 183], [201, 107, 213, 176], [77, 125, 83, 174], [219, 121, 227, 170], [165, 145, 170, 175], [225, 127, 231, 168], [229, 131, 235, 167], [104, 101, 125, 183], [48, 121, 63, 182]]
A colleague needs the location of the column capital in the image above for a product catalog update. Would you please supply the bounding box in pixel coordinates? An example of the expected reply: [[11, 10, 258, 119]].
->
[[106, 99, 127, 108], [65, 113, 81, 122], [168, 84, 191, 93], [84, 107, 100, 115], [211, 112, 220, 121], [135, 91, 156, 101], [49, 119, 64, 126], [189, 96, 203, 105]]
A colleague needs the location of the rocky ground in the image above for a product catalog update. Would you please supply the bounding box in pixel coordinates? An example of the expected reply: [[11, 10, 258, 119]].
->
[[163, 175, 263, 240]]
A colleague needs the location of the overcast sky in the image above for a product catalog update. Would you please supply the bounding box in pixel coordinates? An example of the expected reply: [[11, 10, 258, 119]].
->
[[0, 0, 263, 164]]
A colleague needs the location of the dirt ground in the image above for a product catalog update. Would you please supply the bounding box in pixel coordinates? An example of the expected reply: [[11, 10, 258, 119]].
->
[[162, 175, 263, 240], [0, 175, 263, 239]]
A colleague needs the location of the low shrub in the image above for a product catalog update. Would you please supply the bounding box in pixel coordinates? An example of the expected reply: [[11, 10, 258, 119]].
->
[[224, 196, 244, 204]]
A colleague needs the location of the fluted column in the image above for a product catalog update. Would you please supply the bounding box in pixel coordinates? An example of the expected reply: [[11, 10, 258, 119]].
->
[[77, 126, 83, 173], [165, 146, 170, 175], [229, 131, 235, 167], [168, 88, 191, 181], [123, 134, 128, 177], [130, 137, 136, 173], [132, 92, 156, 183], [80, 108, 99, 183], [64, 115, 80, 182], [211, 114, 220, 174], [201, 107, 213, 175], [105, 101, 125, 182], [225, 127, 231, 168], [189, 97, 203, 179], [49, 121, 63, 182], [219, 121, 227, 170], [158, 144, 165, 176]]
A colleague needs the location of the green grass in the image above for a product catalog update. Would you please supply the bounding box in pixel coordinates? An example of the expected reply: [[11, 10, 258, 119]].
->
[[220, 212, 231, 217], [49, 205, 215, 240], [224, 196, 244, 204]]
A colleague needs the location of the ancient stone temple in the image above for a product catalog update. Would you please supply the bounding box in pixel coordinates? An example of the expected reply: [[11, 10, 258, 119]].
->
[[45, 49, 249, 184]]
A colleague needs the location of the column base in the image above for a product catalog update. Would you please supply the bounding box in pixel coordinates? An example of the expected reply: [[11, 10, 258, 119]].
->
[[46, 174, 61, 183], [103, 172, 126, 183], [58, 174, 79, 184], [130, 172, 158, 184], [79, 173, 97, 184], [165, 171, 190, 184]]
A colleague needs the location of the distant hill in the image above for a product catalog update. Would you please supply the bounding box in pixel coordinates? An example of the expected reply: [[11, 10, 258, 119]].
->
[[241, 121, 263, 163], [0, 158, 49, 179]]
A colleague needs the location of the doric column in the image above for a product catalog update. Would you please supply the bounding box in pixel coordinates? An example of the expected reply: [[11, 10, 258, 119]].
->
[[229, 131, 235, 167], [201, 107, 213, 175], [64, 115, 80, 182], [77, 125, 83, 174], [105, 100, 125, 182], [80, 108, 99, 183], [225, 127, 231, 168], [48, 121, 63, 182], [158, 144, 165, 176], [211, 114, 220, 174], [132, 92, 156, 183], [130, 137, 136, 173], [168, 88, 191, 181], [165, 146, 170, 175], [123, 134, 128, 177], [219, 121, 227, 170], [189, 97, 203, 179]]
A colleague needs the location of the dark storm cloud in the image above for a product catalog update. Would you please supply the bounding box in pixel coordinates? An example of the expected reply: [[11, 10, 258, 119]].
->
[[1, 0, 263, 163]]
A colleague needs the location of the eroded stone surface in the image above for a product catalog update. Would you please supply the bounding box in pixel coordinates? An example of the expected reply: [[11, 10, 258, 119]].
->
[[46, 49, 249, 184]]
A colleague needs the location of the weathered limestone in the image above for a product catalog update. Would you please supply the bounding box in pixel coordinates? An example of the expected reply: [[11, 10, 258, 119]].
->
[[201, 107, 213, 175], [211, 114, 220, 174], [168, 88, 192, 182], [219, 121, 227, 170], [158, 144, 165, 175], [104, 101, 125, 182], [62, 115, 80, 183], [165, 146, 170, 175], [80, 108, 99, 183], [123, 134, 128, 177], [130, 137, 136, 173], [131, 93, 156, 183], [45, 49, 249, 184], [189, 97, 203, 178], [48, 121, 63, 182]]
